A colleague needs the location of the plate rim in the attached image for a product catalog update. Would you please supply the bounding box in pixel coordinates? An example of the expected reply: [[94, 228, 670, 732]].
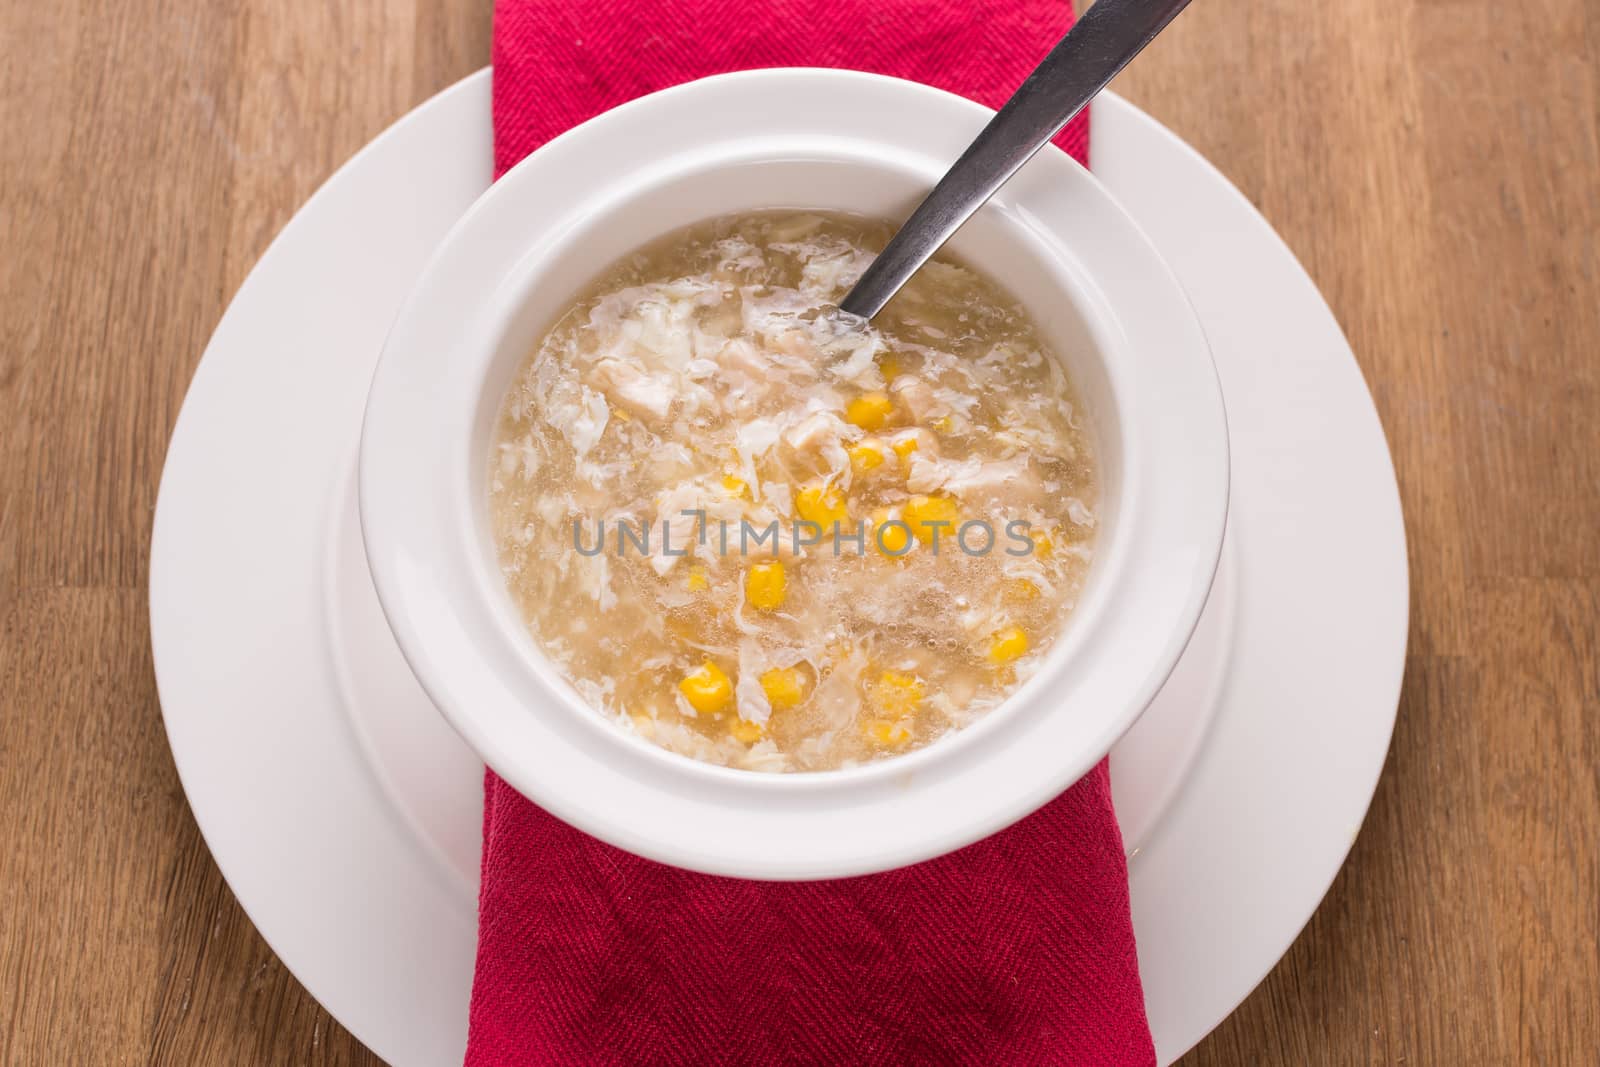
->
[[150, 68, 1406, 1066]]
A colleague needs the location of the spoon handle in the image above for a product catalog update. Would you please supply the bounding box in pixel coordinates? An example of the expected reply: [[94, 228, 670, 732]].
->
[[839, 0, 1195, 319]]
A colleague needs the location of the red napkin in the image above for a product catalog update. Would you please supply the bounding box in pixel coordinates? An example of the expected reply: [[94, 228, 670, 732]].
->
[[471, 2, 1152, 1064]]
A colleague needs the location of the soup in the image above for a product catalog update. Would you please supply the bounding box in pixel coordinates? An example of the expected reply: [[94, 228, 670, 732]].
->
[[488, 212, 1096, 772]]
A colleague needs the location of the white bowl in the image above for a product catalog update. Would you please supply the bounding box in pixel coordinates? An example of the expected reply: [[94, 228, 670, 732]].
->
[[360, 68, 1228, 880]]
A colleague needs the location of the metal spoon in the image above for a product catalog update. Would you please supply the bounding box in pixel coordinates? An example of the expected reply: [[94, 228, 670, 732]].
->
[[838, 0, 1195, 319]]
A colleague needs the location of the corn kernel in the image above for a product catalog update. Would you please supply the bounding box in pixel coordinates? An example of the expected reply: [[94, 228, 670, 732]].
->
[[849, 439, 887, 475], [679, 661, 733, 715], [988, 626, 1029, 664], [795, 483, 848, 527], [878, 352, 905, 381], [745, 560, 787, 611], [869, 670, 924, 718], [1003, 577, 1040, 603], [721, 473, 750, 498], [730, 717, 765, 744], [890, 433, 920, 463], [1033, 529, 1055, 559], [871, 508, 913, 558], [845, 391, 894, 431], [932, 416, 955, 435], [686, 565, 710, 592], [903, 493, 959, 544], [865, 719, 913, 748], [759, 667, 807, 710]]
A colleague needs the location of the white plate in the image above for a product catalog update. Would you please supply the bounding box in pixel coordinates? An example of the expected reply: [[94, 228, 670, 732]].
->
[[151, 70, 1406, 1065]]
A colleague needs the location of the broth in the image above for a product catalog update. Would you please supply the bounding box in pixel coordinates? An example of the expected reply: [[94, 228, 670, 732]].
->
[[488, 212, 1097, 772]]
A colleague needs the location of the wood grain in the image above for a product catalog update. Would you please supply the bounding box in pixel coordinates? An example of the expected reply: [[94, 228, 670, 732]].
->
[[1, 0, 1595, 1062]]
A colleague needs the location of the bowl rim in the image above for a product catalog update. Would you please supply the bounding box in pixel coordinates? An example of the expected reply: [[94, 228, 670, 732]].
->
[[360, 67, 1229, 879]]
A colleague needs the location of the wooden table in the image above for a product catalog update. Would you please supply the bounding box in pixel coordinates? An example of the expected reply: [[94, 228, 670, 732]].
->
[[3, 0, 1596, 1062]]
